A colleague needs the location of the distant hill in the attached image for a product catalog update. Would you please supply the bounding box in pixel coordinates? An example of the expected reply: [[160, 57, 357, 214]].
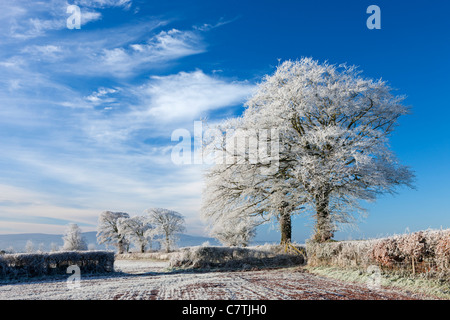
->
[[0, 232, 221, 253], [0, 232, 101, 253]]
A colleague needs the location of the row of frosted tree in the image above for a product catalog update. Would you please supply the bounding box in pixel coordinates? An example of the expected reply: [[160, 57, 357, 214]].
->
[[10, 223, 92, 253], [96, 208, 185, 253], [6, 208, 185, 254]]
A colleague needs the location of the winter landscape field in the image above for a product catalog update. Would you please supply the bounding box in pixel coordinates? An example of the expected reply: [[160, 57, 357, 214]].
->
[[1, 0, 449, 306], [0, 257, 438, 300], [2, 237, 449, 301]]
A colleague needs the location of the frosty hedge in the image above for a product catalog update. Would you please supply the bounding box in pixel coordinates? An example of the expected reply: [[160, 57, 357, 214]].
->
[[169, 245, 305, 270], [0, 251, 115, 279], [306, 229, 450, 277]]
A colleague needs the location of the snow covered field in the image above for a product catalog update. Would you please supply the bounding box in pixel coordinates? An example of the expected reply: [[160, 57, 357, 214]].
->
[[0, 259, 435, 300]]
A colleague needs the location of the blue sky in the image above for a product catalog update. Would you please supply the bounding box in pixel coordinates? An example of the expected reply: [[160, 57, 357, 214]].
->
[[0, 0, 449, 242]]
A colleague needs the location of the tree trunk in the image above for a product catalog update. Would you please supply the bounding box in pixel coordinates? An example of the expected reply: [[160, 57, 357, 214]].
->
[[165, 234, 170, 253], [313, 192, 334, 242], [279, 202, 292, 245], [118, 238, 125, 254]]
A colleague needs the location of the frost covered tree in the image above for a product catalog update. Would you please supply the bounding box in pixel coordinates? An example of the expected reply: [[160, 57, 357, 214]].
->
[[145, 208, 185, 253], [25, 240, 35, 253], [117, 216, 155, 253], [37, 242, 45, 253], [201, 118, 305, 245], [62, 223, 88, 251], [50, 242, 59, 252], [209, 214, 257, 247], [203, 58, 414, 243], [97, 211, 130, 253]]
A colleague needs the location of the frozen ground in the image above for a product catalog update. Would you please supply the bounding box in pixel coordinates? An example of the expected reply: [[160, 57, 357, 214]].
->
[[0, 259, 436, 300]]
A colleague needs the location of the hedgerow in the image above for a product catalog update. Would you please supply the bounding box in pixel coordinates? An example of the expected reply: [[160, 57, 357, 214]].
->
[[306, 229, 450, 278], [169, 244, 305, 270], [115, 251, 175, 261], [0, 251, 115, 279]]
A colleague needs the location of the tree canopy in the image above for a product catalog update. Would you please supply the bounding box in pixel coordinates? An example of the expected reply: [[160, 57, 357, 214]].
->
[[202, 58, 415, 243]]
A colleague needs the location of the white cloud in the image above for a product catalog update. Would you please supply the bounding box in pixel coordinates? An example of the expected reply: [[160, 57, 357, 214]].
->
[[149, 29, 204, 58], [193, 17, 239, 31], [75, 0, 132, 9], [96, 29, 205, 77], [0, 184, 98, 233], [20, 45, 63, 60], [85, 87, 119, 104], [81, 9, 103, 25], [0, 141, 209, 235], [0, 71, 247, 235], [9, 24, 200, 78], [79, 70, 255, 145], [0, 184, 48, 207], [137, 70, 255, 121], [0, 57, 94, 110], [0, 221, 74, 234], [0, 2, 248, 236], [2, 0, 131, 39]]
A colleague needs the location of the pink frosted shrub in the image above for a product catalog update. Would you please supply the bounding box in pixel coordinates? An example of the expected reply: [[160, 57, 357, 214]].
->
[[435, 233, 450, 271], [371, 238, 403, 267], [397, 231, 427, 261], [307, 229, 450, 277]]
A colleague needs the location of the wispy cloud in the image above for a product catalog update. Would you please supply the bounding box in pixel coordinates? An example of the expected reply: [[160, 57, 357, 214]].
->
[[75, 0, 132, 9], [2, 0, 134, 40], [86, 28, 206, 77], [0, 141, 207, 234], [0, 70, 253, 234], [193, 16, 239, 31], [0, 2, 248, 235], [134, 70, 254, 121], [4, 25, 203, 79], [80, 70, 255, 145], [0, 184, 98, 233], [20, 44, 63, 60]]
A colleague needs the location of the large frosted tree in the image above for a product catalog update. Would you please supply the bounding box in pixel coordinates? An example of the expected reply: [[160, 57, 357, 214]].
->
[[117, 216, 155, 253], [203, 58, 414, 243], [209, 213, 258, 247], [201, 117, 304, 244], [145, 208, 185, 252], [97, 211, 130, 253]]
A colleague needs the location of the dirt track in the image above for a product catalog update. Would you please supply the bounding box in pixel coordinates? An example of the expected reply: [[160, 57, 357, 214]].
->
[[0, 260, 434, 300], [111, 268, 430, 300]]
